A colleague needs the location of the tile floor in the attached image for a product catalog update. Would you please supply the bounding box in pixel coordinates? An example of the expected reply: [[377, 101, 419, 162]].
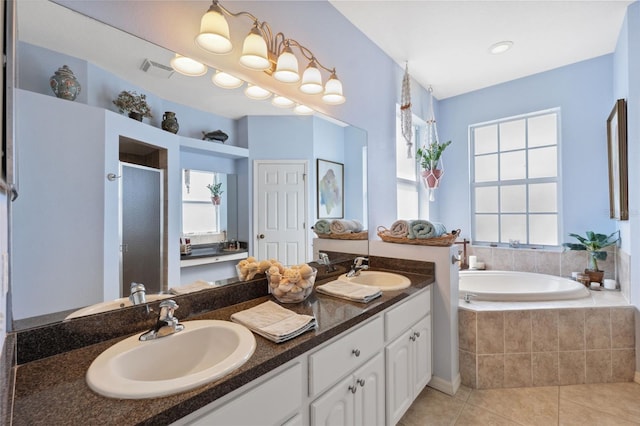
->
[[399, 382, 640, 425]]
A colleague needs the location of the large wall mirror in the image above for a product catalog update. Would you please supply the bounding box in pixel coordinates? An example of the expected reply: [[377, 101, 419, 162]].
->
[[9, 0, 368, 330]]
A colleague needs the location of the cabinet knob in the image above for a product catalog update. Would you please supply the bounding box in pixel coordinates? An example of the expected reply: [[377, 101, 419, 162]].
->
[[414, 331, 421, 338], [348, 385, 358, 394], [409, 335, 416, 342], [357, 378, 366, 387], [352, 349, 360, 357]]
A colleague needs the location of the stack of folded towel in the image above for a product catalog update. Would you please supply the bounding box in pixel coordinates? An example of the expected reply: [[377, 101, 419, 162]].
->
[[169, 280, 215, 295], [316, 280, 382, 303], [313, 219, 364, 235], [388, 219, 447, 239], [230, 301, 316, 343]]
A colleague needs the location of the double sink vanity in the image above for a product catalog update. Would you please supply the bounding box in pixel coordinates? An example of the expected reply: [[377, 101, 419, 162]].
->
[[10, 256, 434, 426]]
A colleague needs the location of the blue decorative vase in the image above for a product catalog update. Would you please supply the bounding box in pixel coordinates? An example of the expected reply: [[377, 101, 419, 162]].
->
[[49, 65, 81, 101]]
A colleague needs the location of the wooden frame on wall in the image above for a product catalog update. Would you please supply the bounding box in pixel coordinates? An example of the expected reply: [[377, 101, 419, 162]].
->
[[607, 98, 628, 221], [316, 159, 344, 219]]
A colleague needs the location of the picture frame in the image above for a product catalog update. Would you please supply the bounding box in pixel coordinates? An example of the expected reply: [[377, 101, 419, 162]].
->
[[317, 159, 344, 219], [606, 98, 628, 220]]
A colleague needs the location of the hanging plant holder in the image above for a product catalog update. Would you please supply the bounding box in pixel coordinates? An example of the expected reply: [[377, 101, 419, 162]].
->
[[400, 63, 413, 158]]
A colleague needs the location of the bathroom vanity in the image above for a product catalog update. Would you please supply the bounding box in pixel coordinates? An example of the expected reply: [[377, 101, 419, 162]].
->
[[10, 266, 434, 425]]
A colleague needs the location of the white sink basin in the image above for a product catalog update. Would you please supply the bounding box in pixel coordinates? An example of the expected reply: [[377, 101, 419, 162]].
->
[[338, 270, 411, 291], [65, 293, 172, 319], [86, 320, 256, 399]]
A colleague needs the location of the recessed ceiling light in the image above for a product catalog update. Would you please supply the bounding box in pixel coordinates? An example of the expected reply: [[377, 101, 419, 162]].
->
[[489, 41, 514, 55]]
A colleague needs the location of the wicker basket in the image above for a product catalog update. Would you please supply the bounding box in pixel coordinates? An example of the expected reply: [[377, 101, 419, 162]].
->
[[377, 226, 460, 247], [315, 231, 368, 240]]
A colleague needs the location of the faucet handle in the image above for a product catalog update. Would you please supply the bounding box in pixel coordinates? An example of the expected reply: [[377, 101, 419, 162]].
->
[[318, 252, 329, 265], [129, 282, 147, 305], [158, 299, 179, 322], [353, 256, 368, 267]]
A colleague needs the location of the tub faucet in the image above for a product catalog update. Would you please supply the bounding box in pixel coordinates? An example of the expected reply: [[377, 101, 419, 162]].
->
[[463, 293, 477, 303], [129, 282, 147, 305], [347, 257, 369, 277], [139, 299, 185, 341]]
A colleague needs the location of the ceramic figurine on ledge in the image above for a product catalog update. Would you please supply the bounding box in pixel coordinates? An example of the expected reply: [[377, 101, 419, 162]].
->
[[49, 65, 81, 101]]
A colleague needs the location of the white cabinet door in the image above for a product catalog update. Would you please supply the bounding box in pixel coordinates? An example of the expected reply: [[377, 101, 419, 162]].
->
[[354, 354, 385, 426], [412, 314, 432, 396], [385, 330, 413, 425], [310, 375, 355, 426]]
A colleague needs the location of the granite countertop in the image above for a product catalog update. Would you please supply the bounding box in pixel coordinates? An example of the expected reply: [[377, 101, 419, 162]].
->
[[180, 246, 248, 259], [12, 272, 434, 426]]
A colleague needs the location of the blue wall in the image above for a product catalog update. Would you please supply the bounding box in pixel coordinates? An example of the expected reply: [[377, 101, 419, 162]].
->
[[437, 55, 615, 242]]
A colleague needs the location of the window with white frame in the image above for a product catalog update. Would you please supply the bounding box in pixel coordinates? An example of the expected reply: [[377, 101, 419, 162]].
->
[[182, 170, 221, 234], [396, 111, 429, 219], [470, 109, 560, 246]]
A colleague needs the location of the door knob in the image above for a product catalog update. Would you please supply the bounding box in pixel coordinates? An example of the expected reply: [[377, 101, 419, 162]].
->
[[257, 234, 265, 239]]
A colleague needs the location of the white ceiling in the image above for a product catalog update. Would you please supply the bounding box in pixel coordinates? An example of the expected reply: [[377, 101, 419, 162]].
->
[[330, 0, 633, 99]]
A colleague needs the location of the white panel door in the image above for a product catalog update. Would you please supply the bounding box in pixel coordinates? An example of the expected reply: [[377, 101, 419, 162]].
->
[[254, 161, 307, 265]]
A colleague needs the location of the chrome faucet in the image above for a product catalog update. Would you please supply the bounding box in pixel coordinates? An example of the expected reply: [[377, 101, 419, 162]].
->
[[318, 252, 335, 273], [139, 299, 185, 341], [347, 257, 369, 277], [129, 282, 147, 305]]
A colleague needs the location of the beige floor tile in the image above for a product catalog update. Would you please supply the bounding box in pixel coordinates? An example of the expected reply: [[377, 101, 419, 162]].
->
[[559, 398, 638, 426], [466, 386, 559, 425], [560, 382, 640, 423], [454, 404, 519, 425], [398, 387, 465, 426], [454, 385, 472, 402]]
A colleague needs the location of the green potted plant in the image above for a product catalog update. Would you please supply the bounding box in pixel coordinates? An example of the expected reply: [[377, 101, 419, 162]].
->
[[113, 90, 152, 121], [416, 139, 451, 188], [207, 182, 224, 205], [563, 231, 619, 283]]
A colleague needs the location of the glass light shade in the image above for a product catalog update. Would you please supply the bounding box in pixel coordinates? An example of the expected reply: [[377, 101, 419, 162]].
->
[[239, 27, 270, 70], [273, 47, 300, 83], [195, 5, 232, 54], [322, 73, 345, 105], [294, 104, 314, 115], [299, 62, 323, 94], [272, 95, 295, 108], [244, 84, 271, 100], [212, 71, 243, 89], [170, 55, 208, 77]]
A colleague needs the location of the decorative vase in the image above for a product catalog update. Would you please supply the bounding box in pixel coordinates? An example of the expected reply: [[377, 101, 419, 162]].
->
[[128, 111, 143, 121], [49, 65, 81, 101], [161, 111, 179, 134], [421, 169, 443, 188], [211, 196, 221, 205]]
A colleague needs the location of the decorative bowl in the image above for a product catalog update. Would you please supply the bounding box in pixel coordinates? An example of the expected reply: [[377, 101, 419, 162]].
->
[[266, 267, 317, 303]]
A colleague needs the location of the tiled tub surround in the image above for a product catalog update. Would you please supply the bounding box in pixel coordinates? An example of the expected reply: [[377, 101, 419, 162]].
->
[[458, 302, 636, 389], [8, 257, 434, 425]]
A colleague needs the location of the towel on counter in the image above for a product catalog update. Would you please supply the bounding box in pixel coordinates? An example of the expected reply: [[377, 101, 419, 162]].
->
[[313, 219, 331, 234], [169, 280, 214, 295], [316, 280, 382, 303], [329, 219, 364, 234], [389, 220, 410, 237], [407, 220, 447, 239], [231, 301, 316, 343]]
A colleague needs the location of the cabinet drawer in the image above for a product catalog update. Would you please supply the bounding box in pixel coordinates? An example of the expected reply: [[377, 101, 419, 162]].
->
[[309, 316, 383, 396], [385, 288, 430, 341]]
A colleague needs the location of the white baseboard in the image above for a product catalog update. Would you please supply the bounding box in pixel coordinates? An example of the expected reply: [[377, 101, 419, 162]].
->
[[635, 371, 640, 385], [428, 374, 461, 396]]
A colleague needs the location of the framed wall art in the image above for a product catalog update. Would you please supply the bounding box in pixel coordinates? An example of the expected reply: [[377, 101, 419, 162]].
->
[[317, 159, 344, 219], [607, 98, 628, 220]]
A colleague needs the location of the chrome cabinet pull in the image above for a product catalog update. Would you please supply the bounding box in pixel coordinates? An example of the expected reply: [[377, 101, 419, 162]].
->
[[357, 378, 365, 387], [348, 385, 357, 394], [352, 349, 360, 357], [414, 331, 421, 338]]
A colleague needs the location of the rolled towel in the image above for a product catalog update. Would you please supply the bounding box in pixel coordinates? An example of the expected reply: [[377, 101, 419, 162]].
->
[[389, 220, 410, 237], [407, 220, 447, 239], [313, 219, 331, 234], [330, 219, 364, 234]]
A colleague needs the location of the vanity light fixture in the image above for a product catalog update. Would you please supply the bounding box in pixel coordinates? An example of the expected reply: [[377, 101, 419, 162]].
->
[[212, 70, 244, 89], [293, 104, 314, 115], [244, 83, 272, 100], [489, 40, 514, 54], [170, 54, 208, 77], [195, 0, 345, 105], [272, 95, 295, 108]]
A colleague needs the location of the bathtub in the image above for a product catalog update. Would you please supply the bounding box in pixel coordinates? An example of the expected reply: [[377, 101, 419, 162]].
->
[[459, 270, 590, 302]]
